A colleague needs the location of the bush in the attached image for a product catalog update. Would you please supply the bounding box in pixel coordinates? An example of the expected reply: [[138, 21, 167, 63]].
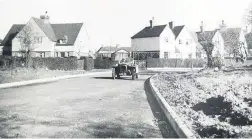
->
[[83, 56, 94, 71], [147, 58, 206, 68]]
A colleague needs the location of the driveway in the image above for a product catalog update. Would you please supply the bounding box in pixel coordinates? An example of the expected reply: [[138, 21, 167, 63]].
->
[[0, 71, 177, 138]]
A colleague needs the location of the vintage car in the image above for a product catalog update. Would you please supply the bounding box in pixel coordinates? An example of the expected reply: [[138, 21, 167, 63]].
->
[[112, 62, 139, 80]]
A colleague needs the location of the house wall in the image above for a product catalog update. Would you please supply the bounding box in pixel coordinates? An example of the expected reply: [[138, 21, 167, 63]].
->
[[73, 24, 90, 58], [212, 31, 225, 58], [239, 30, 248, 57], [175, 27, 197, 59], [12, 18, 55, 57], [159, 26, 176, 58], [131, 37, 160, 52]]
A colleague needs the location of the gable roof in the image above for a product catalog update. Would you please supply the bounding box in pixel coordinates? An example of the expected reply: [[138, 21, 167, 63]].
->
[[1, 20, 83, 46], [220, 28, 241, 47], [97, 46, 131, 53], [196, 30, 217, 42], [172, 25, 185, 39], [131, 25, 167, 39], [97, 47, 118, 53], [1, 24, 25, 46], [32, 17, 57, 42], [51, 23, 83, 46], [114, 47, 131, 53]]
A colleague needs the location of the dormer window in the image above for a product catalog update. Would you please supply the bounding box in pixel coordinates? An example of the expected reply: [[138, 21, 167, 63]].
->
[[58, 35, 68, 44]]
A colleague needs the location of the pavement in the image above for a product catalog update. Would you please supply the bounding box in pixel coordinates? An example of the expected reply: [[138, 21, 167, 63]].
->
[[0, 71, 178, 138]]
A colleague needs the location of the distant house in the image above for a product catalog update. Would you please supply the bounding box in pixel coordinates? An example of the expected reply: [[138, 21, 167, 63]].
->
[[96, 46, 131, 61], [131, 18, 197, 59], [245, 32, 252, 56], [0, 12, 90, 58], [220, 28, 248, 58], [131, 19, 176, 59], [170, 22, 198, 59], [196, 28, 225, 59]]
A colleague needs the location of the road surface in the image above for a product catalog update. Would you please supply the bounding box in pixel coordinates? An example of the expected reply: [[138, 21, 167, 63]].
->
[[0, 72, 177, 138]]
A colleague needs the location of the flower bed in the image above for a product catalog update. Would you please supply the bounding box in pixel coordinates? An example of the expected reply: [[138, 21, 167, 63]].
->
[[151, 69, 252, 138]]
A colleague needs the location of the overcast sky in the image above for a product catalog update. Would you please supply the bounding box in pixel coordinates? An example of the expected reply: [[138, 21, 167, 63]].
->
[[0, 0, 251, 50]]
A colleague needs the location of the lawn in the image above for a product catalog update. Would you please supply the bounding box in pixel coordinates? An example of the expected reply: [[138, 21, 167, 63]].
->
[[0, 67, 102, 84], [151, 69, 252, 138]]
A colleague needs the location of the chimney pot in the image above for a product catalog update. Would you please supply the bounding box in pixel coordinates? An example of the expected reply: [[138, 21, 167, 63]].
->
[[200, 21, 204, 33], [149, 20, 153, 28], [169, 21, 173, 29]]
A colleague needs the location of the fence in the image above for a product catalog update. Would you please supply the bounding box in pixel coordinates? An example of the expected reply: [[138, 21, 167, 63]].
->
[[147, 58, 206, 68]]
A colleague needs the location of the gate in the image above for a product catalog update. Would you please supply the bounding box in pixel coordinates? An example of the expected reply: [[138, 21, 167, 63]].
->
[[132, 51, 160, 69]]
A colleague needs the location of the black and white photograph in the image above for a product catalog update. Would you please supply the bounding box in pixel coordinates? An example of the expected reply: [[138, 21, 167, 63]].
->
[[0, 0, 252, 138]]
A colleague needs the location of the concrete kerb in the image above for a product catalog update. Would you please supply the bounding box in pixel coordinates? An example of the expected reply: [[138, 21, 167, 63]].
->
[[0, 71, 111, 89], [149, 76, 197, 138]]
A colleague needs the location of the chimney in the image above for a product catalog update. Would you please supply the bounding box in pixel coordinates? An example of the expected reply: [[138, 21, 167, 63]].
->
[[200, 21, 204, 33], [149, 20, 153, 28], [149, 17, 154, 28], [40, 11, 50, 23], [169, 21, 173, 29]]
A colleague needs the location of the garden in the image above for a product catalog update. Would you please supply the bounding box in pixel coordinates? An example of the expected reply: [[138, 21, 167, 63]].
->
[[151, 68, 252, 138]]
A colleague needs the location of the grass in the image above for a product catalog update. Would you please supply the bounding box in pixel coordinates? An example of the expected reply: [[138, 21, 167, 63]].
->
[[0, 67, 88, 84], [151, 68, 252, 138]]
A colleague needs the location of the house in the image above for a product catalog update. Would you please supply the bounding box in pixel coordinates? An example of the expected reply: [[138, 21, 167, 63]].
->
[[170, 22, 198, 59], [220, 28, 248, 58], [245, 32, 252, 56], [96, 46, 131, 61], [131, 18, 176, 59], [131, 18, 197, 59], [196, 22, 225, 59], [0, 12, 90, 58]]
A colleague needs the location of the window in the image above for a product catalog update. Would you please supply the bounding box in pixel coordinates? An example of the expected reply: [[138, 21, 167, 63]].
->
[[38, 52, 45, 57], [188, 53, 192, 59], [56, 52, 59, 57], [61, 52, 65, 57], [34, 37, 43, 44], [164, 37, 169, 42], [179, 39, 182, 44], [164, 52, 169, 59], [67, 52, 70, 57]]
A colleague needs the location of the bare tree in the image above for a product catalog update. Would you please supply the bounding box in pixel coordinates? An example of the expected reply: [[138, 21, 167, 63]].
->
[[16, 25, 35, 67], [221, 29, 247, 63], [197, 32, 215, 68]]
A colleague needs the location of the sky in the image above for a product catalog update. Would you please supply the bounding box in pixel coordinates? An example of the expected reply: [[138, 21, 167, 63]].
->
[[0, 0, 252, 51]]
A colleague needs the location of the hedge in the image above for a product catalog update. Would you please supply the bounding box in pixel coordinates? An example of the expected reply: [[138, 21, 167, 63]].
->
[[147, 58, 206, 68], [94, 58, 119, 69], [0, 56, 78, 70], [84, 57, 94, 71]]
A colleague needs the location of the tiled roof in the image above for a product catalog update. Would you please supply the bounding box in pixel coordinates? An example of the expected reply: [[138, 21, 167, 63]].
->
[[33, 17, 57, 41], [172, 25, 184, 39], [114, 47, 131, 53], [51, 23, 83, 46], [1, 19, 83, 47], [220, 28, 241, 48], [196, 30, 217, 42], [97, 47, 131, 53], [131, 25, 167, 39], [1, 24, 25, 46]]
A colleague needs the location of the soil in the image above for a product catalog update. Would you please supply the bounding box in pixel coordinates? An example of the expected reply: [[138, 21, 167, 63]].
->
[[151, 69, 252, 138]]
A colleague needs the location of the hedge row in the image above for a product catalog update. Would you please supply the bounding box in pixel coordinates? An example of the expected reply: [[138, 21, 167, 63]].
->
[[147, 58, 206, 68], [84, 57, 94, 71], [94, 58, 119, 69]]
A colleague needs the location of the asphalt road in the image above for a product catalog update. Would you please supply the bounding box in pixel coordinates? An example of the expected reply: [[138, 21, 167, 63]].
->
[[0, 71, 178, 138]]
